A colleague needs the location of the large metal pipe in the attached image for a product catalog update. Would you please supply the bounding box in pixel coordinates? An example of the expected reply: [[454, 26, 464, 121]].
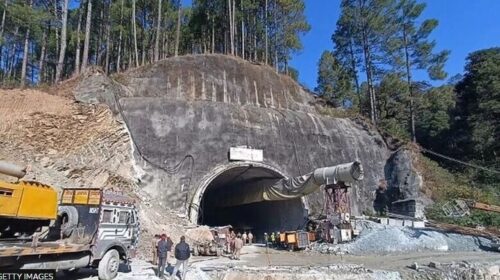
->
[[0, 161, 27, 179], [215, 161, 363, 207]]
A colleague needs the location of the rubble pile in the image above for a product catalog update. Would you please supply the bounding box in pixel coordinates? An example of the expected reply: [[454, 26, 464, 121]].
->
[[312, 220, 489, 255], [131, 187, 192, 260], [404, 261, 500, 280], [186, 226, 215, 244]]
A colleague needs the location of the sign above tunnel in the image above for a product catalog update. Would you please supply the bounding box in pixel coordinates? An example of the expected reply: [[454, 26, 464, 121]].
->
[[229, 147, 263, 162]]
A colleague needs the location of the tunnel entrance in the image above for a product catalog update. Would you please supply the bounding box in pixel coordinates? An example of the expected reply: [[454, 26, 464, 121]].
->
[[197, 165, 307, 242]]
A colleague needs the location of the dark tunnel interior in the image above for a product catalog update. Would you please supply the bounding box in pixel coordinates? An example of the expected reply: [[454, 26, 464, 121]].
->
[[198, 166, 307, 242]]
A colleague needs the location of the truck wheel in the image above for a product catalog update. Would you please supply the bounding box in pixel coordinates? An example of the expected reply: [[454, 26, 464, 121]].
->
[[98, 249, 120, 280], [58, 206, 78, 238]]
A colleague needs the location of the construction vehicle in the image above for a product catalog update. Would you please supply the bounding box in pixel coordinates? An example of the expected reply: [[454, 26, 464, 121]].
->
[[279, 230, 310, 251], [0, 161, 140, 279], [0, 161, 58, 238], [192, 226, 230, 256]]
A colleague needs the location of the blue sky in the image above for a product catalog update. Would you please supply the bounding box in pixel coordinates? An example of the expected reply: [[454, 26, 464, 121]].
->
[[288, 0, 500, 90], [178, 1, 500, 90]]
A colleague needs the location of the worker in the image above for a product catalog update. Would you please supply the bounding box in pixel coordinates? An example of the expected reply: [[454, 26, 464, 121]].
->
[[171, 236, 191, 280], [242, 231, 248, 246], [276, 232, 281, 249], [166, 235, 174, 266], [248, 231, 253, 245], [270, 232, 276, 248], [230, 231, 236, 256], [233, 233, 243, 260], [226, 231, 232, 253], [157, 234, 169, 278], [264, 232, 268, 247], [152, 234, 160, 265], [374, 179, 389, 216]]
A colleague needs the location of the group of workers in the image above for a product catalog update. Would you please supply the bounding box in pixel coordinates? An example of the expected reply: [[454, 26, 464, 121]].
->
[[227, 230, 254, 260], [153, 234, 191, 280], [152, 230, 255, 278], [263, 232, 283, 248]]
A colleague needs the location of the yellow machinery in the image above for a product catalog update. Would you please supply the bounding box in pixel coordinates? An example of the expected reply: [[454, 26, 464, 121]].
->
[[281, 231, 309, 250], [0, 161, 57, 238]]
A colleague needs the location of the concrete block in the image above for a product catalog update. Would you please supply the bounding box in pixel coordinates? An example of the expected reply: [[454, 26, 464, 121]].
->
[[403, 220, 413, 227], [412, 221, 425, 228], [379, 217, 389, 225], [388, 218, 404, 227]]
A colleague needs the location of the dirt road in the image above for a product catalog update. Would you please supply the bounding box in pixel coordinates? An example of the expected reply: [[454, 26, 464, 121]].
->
[[64, 245, 499, 280]]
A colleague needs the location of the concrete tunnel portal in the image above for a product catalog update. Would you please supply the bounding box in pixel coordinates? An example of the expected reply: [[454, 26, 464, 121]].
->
[[195, 164, 308, 241]]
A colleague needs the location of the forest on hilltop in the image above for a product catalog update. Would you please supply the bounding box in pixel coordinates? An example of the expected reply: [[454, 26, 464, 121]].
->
[[315, 0, 499, 211]]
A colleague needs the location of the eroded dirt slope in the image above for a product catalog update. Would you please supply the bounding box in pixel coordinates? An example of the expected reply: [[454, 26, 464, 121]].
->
[[0, 89, 132, 189]]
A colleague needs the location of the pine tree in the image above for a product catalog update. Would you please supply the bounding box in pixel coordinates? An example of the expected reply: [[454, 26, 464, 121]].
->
[[386, 0, 449, 142], [316, 51, 353, 107], [334, 0, 397, 124], [81, 0, 92, 72], [332, 10, 361, 109], [132, 0, 139, 67], [154, 0, 162, 62], [20, 0, 33, 88], [55, 0, 68, 83]]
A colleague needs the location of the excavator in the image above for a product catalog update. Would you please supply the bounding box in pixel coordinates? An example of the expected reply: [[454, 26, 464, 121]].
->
[[0, 161, 58, 238]]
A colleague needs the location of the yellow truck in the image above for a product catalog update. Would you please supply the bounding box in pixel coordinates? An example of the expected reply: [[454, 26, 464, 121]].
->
[[0, 161, 58, 237], [0, 161, 140, 280]]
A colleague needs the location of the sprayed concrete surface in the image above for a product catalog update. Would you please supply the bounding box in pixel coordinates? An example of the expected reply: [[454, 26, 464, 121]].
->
[[73, 54, 425, 230]]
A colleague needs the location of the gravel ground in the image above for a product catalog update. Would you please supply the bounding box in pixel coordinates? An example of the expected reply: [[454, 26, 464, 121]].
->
[[312, 220, 491, 255], [64, 246, 500, 280]]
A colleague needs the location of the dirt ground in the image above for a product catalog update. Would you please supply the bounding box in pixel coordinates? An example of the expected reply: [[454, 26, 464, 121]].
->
[[61, 245, 500, 280]]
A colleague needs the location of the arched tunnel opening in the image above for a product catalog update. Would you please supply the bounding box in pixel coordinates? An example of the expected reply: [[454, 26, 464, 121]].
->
[[197, 166, 307, 242]]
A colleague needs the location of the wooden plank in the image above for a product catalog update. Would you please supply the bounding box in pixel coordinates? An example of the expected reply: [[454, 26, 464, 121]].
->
[[427, 220, 499, 239], [473, 202, 500, 213]]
